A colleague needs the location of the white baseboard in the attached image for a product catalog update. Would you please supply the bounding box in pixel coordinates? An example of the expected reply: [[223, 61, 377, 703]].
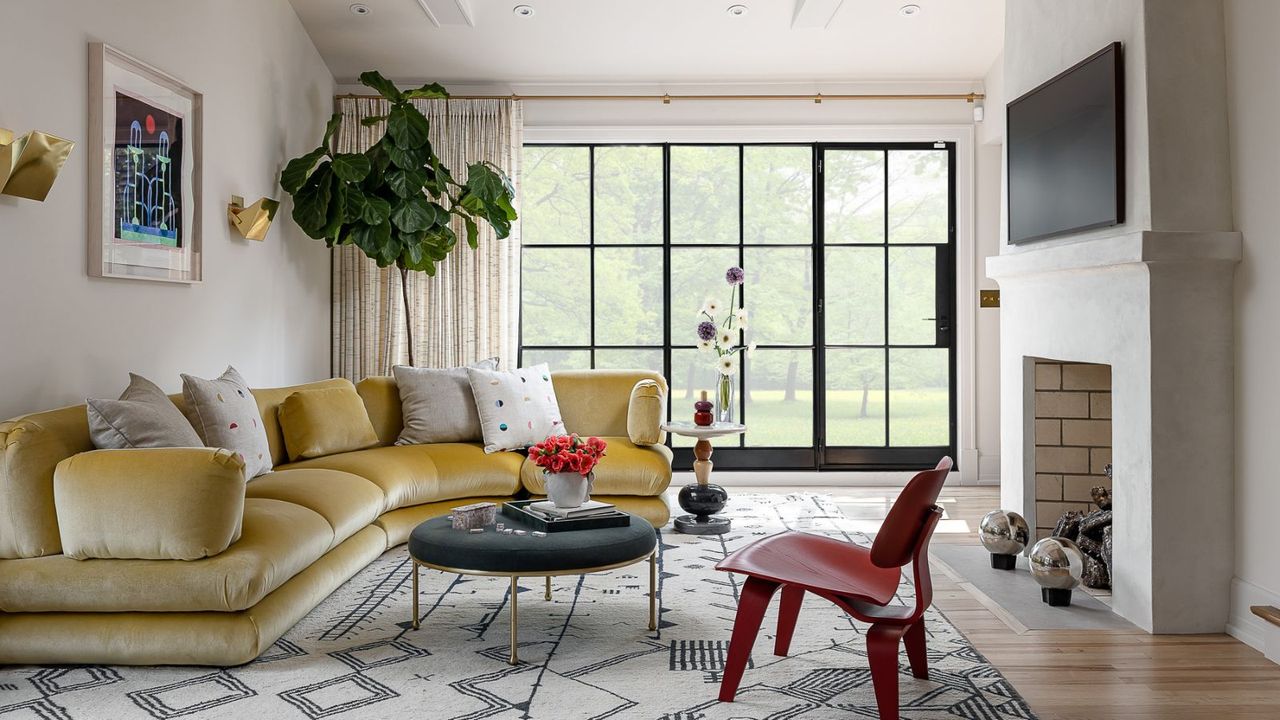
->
[[672, 470, 964, 487], [1226, 575, 1280, 665]]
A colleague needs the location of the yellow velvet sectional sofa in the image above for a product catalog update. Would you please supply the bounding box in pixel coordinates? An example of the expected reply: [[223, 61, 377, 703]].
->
[[0, 369, 671, 666]]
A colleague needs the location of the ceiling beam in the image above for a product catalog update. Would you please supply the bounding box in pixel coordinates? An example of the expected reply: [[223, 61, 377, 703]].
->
[[791, 0, 845, 29]]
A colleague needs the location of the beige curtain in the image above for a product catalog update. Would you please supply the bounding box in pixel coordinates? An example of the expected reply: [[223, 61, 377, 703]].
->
[[331, 97, 522, 380]]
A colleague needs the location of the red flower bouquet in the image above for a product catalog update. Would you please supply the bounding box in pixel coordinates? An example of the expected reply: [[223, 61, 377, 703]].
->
[[529, 434, 607, 476]]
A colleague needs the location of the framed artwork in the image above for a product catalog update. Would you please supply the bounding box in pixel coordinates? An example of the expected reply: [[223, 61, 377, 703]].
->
[[88, 43, 203, 283]]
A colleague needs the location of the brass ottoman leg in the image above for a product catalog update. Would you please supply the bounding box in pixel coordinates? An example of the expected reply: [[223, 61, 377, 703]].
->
[[411, 560, 420, 630], [649, 552, 658, 631], [509, 576, 520, 665], [545, 576, 552, 601]]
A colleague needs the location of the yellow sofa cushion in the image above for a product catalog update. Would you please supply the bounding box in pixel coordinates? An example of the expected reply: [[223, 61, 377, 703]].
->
[[355, 375, 401, 446], [0, 405, 96, 558], [54, 447, 246, 560], [278, 384, 380, 462], [246, 468, 384, 549], [0, 497, 333, 613], [552, 370, 667, 437], [627, 379, 667, 446], [520, 437, 672, 497], [281, 443, 523, 512]]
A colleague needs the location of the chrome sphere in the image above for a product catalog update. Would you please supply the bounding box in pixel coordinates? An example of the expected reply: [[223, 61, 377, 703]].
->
[[978, 510, 1030, 555], [1028, 537, 1084, 590]]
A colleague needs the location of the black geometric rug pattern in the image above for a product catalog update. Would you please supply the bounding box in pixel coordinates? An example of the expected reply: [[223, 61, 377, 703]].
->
[[0, 493, 1037, 719]]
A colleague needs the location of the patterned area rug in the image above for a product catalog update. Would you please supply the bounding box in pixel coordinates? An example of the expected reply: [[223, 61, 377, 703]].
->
[[0, 493, 1036, 719]]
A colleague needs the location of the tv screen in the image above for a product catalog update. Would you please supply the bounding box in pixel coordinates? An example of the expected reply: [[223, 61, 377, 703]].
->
[[1007, 42, 1123, 245]]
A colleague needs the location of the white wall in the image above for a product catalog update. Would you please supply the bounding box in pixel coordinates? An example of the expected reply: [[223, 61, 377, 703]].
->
[[1224, 0, 1280, 656], [0, 0, 334, 419]]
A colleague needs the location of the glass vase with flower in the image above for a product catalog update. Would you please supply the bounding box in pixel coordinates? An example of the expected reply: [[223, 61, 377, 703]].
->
[[695, 266, 756, 424]]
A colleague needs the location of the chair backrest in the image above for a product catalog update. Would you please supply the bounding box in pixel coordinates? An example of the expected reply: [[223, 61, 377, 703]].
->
[[869, 456, 953, 569]]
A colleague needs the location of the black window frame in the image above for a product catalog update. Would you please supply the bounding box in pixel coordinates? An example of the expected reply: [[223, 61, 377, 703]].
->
[[519, 141, 957, 472]]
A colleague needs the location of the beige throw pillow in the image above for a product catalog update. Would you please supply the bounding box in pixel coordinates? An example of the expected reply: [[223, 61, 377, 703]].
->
[[467, 363, 566, 453], [181, 366, 273, 477], [393, 358, 499, 445], [86, 373, 203, 450]]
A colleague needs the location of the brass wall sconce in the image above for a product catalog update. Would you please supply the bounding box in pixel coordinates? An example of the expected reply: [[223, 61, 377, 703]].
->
[[0, 128, 75, 201], [227, 195, 279, 241]]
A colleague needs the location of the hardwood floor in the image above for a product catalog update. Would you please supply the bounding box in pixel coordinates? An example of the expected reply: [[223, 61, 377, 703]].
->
[[735, 484, 1280, 720]]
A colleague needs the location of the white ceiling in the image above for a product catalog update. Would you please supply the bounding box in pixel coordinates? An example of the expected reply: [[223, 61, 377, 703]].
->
[[289, 0, 1005, 86]]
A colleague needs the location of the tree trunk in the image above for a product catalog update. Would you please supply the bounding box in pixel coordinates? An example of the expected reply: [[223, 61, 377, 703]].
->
[[859, 382, 870, 418], [398, 266, 415, 368], [784, 358, 799, 402]]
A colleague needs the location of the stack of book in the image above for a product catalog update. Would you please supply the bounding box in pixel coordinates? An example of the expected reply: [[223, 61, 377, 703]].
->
[[527, 500, 617, 520]]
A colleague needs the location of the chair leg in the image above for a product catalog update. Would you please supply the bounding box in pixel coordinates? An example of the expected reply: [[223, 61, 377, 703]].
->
[[774, 585, 804, 657], [903, 618, 929, 680], [866, 623, 907, 720], [718, 577, 780, 703]]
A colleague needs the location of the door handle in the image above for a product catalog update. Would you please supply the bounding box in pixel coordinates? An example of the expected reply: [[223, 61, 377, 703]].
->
[[923, 317, 951, 332]]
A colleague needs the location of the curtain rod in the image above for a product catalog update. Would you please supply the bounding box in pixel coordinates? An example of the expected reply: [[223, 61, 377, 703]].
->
[[333, 92, 984, 104]]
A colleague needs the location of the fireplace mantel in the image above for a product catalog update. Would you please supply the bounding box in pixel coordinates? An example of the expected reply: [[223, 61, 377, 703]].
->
[[987, 229, 1241, 633]]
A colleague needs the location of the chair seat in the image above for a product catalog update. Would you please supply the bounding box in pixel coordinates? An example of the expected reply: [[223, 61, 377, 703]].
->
[[716, 531, 903, 607]]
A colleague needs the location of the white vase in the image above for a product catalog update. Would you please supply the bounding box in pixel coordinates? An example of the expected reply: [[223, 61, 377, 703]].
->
[[545, 471, 594, 508]]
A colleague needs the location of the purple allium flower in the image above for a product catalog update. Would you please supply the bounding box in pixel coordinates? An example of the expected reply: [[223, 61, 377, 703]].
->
[[726, 266, 745, 285], [696, 320, 717, 341]]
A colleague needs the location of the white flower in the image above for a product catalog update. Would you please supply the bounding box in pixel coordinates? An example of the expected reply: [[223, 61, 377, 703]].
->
[[697, 339, 714, 353], [734, 309, 748, 328], [717, 354, 739, 376], [717, 329, 737, 348], [701, 297, 721, 316]]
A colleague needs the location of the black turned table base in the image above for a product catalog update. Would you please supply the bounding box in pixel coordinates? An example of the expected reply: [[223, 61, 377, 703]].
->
[[674, 513, 732, 535]]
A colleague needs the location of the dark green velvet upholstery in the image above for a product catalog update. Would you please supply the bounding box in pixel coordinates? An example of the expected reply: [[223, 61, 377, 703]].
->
[[408, 514, 656, 574]]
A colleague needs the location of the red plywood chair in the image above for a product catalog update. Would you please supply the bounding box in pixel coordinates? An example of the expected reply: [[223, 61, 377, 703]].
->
[[714, 456, 953, 720]]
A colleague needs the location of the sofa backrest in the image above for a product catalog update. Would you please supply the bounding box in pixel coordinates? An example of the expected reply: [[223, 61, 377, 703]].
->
[[0, 377, 350, 558], [356, 369, 668, 444]]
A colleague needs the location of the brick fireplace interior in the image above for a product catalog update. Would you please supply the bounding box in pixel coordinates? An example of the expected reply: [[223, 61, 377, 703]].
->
[[1032, 360, 1112, 541]]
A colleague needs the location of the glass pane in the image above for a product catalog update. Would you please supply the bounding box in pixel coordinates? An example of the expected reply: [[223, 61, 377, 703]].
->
[[670, 247, 739, 345], [744, 247, 812, 345], [671, 146, 739, 245], [594, 247, 663, 346], [670, 348, 738, 448], [744, 146, 813, 245], [889, 348, 949, 446], [824, 150, 884, 244], [522, 146, 589, 245], [521, 248, 591, 346], [595, 348, 663, 372], [825, 247, 885, 345], [521, 348, 590, 371], [888, 246, 936, 346], [744, 349, 812, 447], [888, 149, 948, 244], [595, 146, 663, 245], [825, 348, 886, 446]]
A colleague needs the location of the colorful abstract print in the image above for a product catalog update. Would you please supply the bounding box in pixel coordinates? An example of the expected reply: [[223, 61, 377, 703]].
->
[[113, 91, 184, 248]]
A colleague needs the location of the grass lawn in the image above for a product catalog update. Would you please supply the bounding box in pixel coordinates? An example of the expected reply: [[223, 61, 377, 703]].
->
[[670, 389, 949, 448]]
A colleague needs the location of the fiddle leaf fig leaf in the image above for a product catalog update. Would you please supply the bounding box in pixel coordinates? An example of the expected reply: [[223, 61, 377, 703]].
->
[[343, 190, 367, 223], [280, 147, 327, 195], [391, 195, 437, 233], [386, 167, 427, 198], [290, 162, 333, 238], [331, 153, 372, 182], [358, 70, 403, 102], [352, 220, 391, 262], [360, 115, 387, 127], [387, 142, 428, 170], [387, 103, 431, 149], [321, 112, 344, 150], [362, 195, 392, 225], [403, 82, 450, 100]]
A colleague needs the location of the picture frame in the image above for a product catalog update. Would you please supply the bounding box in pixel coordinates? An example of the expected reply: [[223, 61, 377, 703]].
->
[[88, 43, 203, 283]]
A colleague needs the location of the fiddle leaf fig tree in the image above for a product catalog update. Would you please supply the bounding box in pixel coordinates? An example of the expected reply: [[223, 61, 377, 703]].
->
[[279, 70, 517, 366]]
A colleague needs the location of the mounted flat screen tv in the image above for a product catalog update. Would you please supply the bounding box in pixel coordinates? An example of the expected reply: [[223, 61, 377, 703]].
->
[[1007, 42, 1123, 244]]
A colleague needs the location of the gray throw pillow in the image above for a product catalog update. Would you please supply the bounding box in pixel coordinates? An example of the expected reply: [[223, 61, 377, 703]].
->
[[393, 358, 499, 445], [86, 373, 203, 450], [181, 366, 273, 477]]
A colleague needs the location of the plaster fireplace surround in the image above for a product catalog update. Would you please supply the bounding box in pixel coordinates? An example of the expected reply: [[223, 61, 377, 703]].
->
[[993, 0, 1241, 634]]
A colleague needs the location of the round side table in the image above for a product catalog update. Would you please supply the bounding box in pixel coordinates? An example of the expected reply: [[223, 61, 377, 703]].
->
[[662, 421, 746, 535]]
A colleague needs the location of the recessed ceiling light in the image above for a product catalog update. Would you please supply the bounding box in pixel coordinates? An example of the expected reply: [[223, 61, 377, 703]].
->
[[349, 3, 371, 16], [727, 4, 749, 17], [513, 4, 535, 17], [899, 4, 921, 16]]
